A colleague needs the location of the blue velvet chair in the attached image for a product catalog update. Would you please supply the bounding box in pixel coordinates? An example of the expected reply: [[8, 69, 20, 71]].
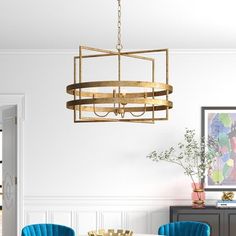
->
[[158, 221, 210, 236], [21, 224, 75, 236]]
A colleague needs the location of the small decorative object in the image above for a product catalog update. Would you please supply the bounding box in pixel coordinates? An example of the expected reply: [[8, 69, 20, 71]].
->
[[202, 107, 236, 190], [222, 191, 234, 201], [147, 128, 220, 208], [88, 229, 133, 236], [216, 199, 236, 208]]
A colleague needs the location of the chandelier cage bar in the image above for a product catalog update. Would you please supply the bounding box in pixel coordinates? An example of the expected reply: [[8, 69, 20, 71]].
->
[[66, 0, 173, 123]]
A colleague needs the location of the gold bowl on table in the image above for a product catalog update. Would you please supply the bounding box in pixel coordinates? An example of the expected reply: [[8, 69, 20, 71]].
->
[[88, 229, 133, 236]]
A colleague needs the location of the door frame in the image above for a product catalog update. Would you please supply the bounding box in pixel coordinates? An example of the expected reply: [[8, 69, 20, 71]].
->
[[0, 94, 25, 236]]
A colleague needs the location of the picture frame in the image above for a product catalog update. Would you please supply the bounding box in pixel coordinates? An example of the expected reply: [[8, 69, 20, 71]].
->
[[201, 106, 236, 191]]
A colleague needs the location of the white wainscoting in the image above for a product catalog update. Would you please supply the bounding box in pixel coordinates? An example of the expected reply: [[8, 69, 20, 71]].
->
[[24, 196, 216, 236]]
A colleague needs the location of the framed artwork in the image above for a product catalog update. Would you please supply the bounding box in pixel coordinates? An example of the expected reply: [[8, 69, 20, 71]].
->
[[202, 107, 236, 191]]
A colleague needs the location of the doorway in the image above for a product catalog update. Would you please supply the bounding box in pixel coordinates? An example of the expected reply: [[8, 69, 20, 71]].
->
[[0, 94, 24, 236], [1, 106, 17, 236]]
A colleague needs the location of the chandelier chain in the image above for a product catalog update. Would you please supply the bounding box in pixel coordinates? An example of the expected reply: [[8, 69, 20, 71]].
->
[[116, 0, 123, 50]]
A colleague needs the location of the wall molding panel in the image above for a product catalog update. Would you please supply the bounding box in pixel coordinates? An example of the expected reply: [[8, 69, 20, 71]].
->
[[24, 196, 217, 235], [25, 211, 48, 225]]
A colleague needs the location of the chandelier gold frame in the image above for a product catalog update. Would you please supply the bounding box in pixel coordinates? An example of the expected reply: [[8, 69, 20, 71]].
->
[[66, 45, 173, 123]]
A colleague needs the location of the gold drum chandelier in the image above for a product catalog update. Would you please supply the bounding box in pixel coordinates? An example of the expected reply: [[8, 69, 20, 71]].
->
[[66, 0, 173, 123]]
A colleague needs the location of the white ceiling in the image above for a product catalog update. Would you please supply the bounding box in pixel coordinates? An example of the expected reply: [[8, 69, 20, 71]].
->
[[1, 0, 236, 50]]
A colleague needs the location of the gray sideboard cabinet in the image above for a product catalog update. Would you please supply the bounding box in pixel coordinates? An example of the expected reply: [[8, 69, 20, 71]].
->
[[170, 206, 236, 236]]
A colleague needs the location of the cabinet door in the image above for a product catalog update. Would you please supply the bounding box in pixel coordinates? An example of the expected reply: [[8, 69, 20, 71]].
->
[[225, 210, 236, 236]]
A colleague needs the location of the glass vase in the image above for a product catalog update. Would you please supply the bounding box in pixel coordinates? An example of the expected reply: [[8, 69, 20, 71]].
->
[[191, 183, 205, 208]]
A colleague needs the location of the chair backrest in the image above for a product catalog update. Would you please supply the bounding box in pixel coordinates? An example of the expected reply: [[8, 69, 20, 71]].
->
[[158, 221, 210, 236], [21, 224, 75, 236]]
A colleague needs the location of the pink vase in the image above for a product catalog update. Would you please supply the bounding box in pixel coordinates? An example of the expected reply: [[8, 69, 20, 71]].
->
[[191, 183, 205, 208]]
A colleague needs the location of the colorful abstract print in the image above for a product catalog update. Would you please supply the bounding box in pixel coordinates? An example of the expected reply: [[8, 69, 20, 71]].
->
[[208, 112, 236, 186]]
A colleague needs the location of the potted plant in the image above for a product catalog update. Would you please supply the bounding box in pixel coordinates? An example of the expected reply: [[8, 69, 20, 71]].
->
[[147, 129, 220, 208]]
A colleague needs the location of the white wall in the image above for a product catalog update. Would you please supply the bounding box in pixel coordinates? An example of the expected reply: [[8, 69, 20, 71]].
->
[[0, 50, 236, 234]]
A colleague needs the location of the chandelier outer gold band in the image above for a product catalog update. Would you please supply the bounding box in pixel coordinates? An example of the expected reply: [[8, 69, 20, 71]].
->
[[67, 97, 172, 108], [67, 104, 171, 113], [73, 117, 168, 123], [68, 90, 171, 98], [66, 80, 173, 94]]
